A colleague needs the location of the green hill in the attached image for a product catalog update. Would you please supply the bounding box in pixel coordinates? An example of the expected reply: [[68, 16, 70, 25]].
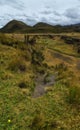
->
[[33, 22, 53, 28], [0, 33, 80, 129], [0, 19, 80, 33], [0, 20, 32, 33]]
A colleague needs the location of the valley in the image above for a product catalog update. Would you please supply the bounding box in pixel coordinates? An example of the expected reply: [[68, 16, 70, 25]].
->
[[0, 31, 80, 129]]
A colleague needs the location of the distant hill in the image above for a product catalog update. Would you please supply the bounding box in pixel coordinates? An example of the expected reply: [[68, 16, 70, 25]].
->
[[31, 22, 54, 33], [0, 20, 80, 33], [0, 20, 31, 33], [33, 22, 53, 28]]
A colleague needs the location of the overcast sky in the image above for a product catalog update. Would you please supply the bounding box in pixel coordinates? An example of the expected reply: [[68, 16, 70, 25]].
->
[[0, 0, 80, 27]]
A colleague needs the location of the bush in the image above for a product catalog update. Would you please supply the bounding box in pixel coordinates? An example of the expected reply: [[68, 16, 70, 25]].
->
[[20, 50, 32, 61], [18, 80, 35, 92], [31, 113, 57, 130], [31, 49, 44, 65], [67, 86, 80, 106], [0, 34, 21, 48], [18, 81, 27, 89], [77, 46, 80, 54], [35, 65, 46, 74], [8, 57, 26, 72], [44, 74, 51, 84], [55, 63, 68, 71], [1, 71, 13, 80]]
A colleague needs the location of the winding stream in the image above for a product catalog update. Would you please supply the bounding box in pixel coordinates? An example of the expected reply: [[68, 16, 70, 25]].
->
[[32, 74, 55, 98]]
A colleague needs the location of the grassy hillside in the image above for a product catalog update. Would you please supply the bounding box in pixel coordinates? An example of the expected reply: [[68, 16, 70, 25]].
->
[[0, 20, 80, 33], [0, 33, 80, 130], [0, 20, 31, 33]]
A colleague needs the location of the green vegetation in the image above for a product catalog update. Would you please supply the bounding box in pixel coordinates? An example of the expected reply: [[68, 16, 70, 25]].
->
[[0, 20, 80, 33], [67, 86, 80, 106], [0, 33, 80, 130], [8, 57, 27, 72]]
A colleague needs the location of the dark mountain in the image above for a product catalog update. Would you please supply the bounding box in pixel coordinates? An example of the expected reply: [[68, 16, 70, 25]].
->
[[33, 22, 53, 28], [31, 22, 55, 33], [63, 24, 80, 32], [0, 20, 32, 33], [0, 20, 80, 33]]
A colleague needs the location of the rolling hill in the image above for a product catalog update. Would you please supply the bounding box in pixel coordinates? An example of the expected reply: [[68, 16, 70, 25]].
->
[[0, 20, 31, 33], [33, 22, 53, 28], [0, 33, 80, 129], [0, 20, 80, 33]]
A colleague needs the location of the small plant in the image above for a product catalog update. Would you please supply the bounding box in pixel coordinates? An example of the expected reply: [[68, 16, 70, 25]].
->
[[44, 75, 50, 84], [67, 86, 80, 106], [31, 113, 57, 130], [55, 63, 68, 71], [18, 80, 35, 92], [29, 36, 36, 45], [31, 49, 44, 65], [45, 86, 53, 93], [18, 81, 27, 89], [30, 113, 45, 129], [35, 65, 46, 74], [77, 46, 80, 54], [1, 71, 13, 80], [8, 57, 26, 72]]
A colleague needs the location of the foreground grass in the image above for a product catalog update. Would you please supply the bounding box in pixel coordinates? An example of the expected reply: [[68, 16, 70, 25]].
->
[[0, 34, 80, 129], [0, 81, 80, 130]]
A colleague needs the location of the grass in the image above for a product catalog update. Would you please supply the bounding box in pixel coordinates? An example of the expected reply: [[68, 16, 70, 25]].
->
[[8, 57, 27, 72], [39, 35, 80, 58], [0, 33, 80, 129], [67, 85, 80, 106]]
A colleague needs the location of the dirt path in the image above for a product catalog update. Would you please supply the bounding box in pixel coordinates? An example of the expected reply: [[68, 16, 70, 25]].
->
[[32, 74, 55, 98]]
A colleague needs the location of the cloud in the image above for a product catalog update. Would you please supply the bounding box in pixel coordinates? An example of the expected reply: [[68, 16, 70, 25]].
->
[[40, 9, 61, 16], [0, 0, 25, 10], [53, 11, 61, 16], [64, 8, 80, 19], [63, 7, 80, 24], [0, 0, 80, 27], [40, 10, 53, 15], [19, 15, 38, 25]]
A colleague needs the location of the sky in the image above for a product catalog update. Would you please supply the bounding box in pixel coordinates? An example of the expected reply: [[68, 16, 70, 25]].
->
[[0, 0, 80, 27]]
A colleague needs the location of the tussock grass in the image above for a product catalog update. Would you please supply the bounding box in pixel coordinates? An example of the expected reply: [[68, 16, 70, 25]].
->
[[8, 57, 27, 72], [67, 86, 80, 107], [0, 33, 80, 130]]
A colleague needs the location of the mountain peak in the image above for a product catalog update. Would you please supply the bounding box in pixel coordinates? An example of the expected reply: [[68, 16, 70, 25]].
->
[[0, 19, 80, 33], [34, 22, 53, 28], [0, 20, 31, 33]]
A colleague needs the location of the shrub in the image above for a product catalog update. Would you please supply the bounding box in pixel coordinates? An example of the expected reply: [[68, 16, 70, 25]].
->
[[35, 65, 46, 74], [29, 36, 36, 45], [18, 80, 35, 92], [31, 49, 44, 65], [45, 86, 53, 93], [44, 74, 51, 84], [18, 81, 27, 89], [31, 113, 57, 130], [0, 34, 21, 48], [21, 50, 31, 61], [67, 86, 80, 106], [55, 63, 68, 71], [1, 71, 13, 80], [8, 57, 26, 72], [77, 46, 80, 54], [0, 34, 13, 46]]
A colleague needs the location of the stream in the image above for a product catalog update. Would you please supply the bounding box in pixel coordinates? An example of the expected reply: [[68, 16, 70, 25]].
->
[[32, 74, 55, 98]]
